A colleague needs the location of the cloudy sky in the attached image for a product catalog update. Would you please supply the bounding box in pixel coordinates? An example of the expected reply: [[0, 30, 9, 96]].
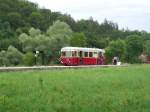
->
[[29, 0, 150, 32]]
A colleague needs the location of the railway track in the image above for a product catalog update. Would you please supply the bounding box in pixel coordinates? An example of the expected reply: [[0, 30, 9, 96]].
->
[[0, 65, 128, 72]]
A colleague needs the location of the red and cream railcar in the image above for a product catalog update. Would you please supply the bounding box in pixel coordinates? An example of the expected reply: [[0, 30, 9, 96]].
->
[[60, 47, 105, 66]]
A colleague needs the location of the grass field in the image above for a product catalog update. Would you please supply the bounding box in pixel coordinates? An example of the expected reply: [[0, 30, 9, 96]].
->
[[0, 65, 150, 112]]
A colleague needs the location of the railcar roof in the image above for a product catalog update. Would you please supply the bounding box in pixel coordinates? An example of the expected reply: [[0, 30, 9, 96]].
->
[[61, 47, 105, 52]]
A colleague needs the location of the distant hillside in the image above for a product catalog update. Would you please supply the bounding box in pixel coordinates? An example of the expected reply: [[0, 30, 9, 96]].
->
[[0, 0, 150, 48]]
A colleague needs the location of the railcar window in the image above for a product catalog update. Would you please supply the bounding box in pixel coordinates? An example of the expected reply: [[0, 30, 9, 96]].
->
[[99, 52, 102, 56], [93, 52, 98, 57], [61, 52, 66, 57], [84, 52, 88, 57], [72, 51, 77, 57], [89, 52, 93, 57], [66, 51, 71, 57], [79, 51, 82, 57]]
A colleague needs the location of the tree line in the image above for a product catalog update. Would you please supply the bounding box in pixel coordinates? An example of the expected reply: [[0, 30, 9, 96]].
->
[[0, 0, 150, 66]]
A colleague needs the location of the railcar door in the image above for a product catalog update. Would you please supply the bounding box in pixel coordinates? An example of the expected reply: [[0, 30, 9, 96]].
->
[[79, 51, 83, 65]]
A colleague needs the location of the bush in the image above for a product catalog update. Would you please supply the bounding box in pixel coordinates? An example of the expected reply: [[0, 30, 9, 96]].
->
[[0, 50, 10, 66], [7, 45, 23, 66], [23, 52, 35, 66]]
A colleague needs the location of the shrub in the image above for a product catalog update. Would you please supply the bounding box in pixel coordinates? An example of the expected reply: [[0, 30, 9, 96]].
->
[[0, 50, 10, 66], [23, 52, 35, 66], [7, 45, 23, 66]]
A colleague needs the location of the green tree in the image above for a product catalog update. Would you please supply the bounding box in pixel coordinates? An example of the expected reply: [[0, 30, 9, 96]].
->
[[46, 20, 73, 63], [99, 19, 118, 33], [19, 28, 51, 52], [47, 20, 72, 39], [70, 32, 87, 47], [29, 12, 43, 29], [86, 34, 108, 48], [57, 14, 76, 31], [76, 17, 100, 33], [19, 20, 73, 65], [39, 9, 53, 31], [19, 33, 31, 51], [125, 35, 144, 63], [105, 39, 126, 63], [144, 40, 150, 57], [6, 45, 23, 66], [29, 27, 41, 37], [7, 12, 24, 29], [19, 28, 51, 65]]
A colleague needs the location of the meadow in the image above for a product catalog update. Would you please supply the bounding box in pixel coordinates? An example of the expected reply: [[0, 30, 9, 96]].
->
[[0, 65, 150, 112]]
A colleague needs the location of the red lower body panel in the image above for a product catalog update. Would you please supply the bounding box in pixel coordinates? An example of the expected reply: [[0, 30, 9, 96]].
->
[[60, 57, 79, 65], [60, 57, 105, 65], [82, 58, 97, 65]]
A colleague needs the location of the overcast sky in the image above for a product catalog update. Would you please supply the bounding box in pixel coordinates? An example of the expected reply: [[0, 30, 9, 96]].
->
[[29, 0, 150, 32]]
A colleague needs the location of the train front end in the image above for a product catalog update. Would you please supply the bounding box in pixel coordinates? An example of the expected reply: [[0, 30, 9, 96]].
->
[[60, 47, 79, 66]]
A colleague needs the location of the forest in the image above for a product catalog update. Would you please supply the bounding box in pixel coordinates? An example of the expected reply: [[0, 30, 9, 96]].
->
[[0, 0, 150, 66]]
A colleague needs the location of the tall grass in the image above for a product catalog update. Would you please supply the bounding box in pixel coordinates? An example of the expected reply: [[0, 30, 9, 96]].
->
[[0, 64, 150, 112]]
